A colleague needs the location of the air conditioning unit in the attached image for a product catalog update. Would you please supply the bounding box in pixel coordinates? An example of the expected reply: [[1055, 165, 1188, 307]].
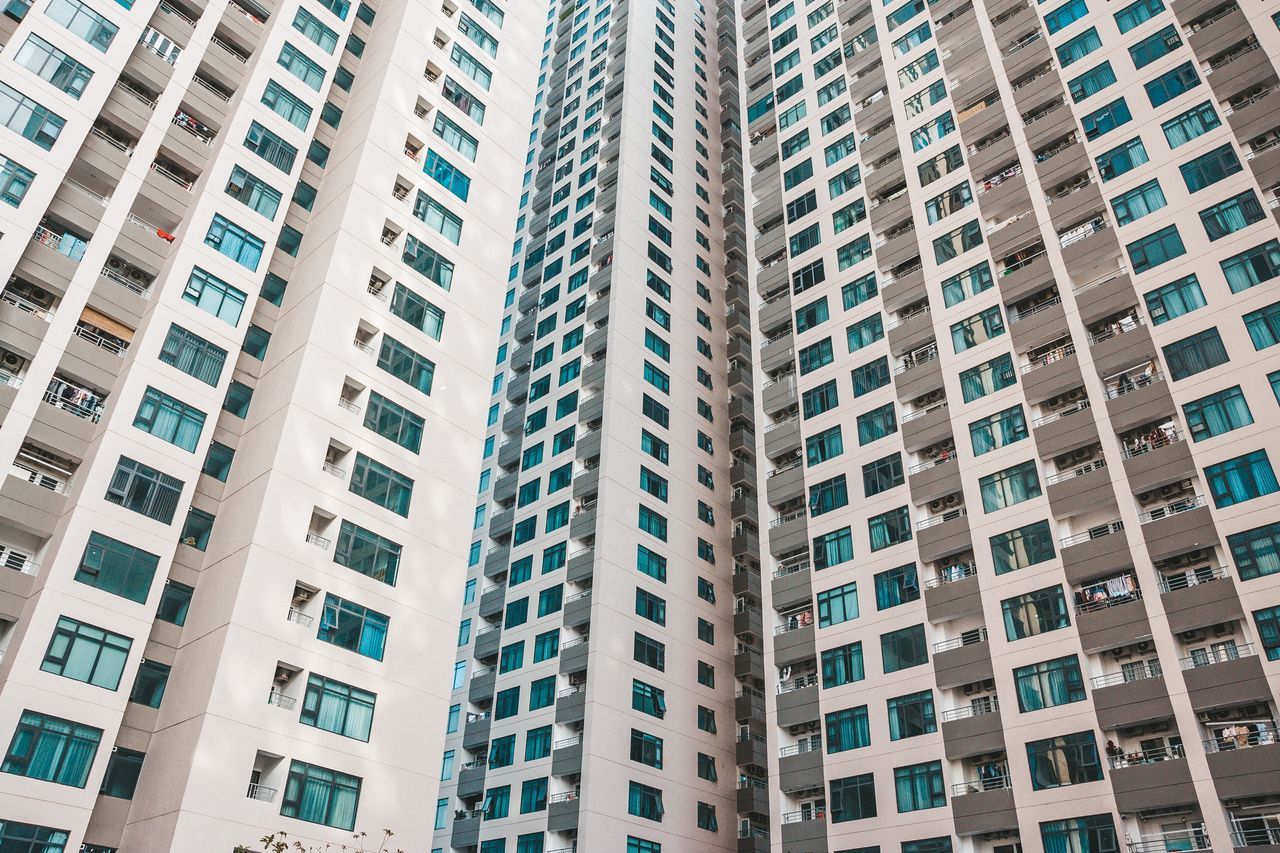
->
[[1, 350, 24, 370], [1137, 490, 1161, 505], [1159, 483, 1185, 498], [1135, 641, 1152, 653], [1065, 387, 1088, 401], [1179, 629, 1206, 642], [928, 499, 947, 513], [273, 666, 293, 683], [944, 493, 961, 507], [1212, 623, 1234, 637], [1045, 395, 1065, 409], [108, 256, 125, 269], [1108, 647, 1131, 658], [1072, 446, 1093, 462]]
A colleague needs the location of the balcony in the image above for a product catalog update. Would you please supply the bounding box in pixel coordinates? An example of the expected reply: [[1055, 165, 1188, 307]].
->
[[1074, 577, 1149, 653], [1181, 644, 1272, 712], [940, 697, 1004, 759], [779, 810, 828, 847], [777, 740, 824, 791], [1121, 427, 1195, 494], [776, 675, 820, 728], [768, 508, 808, 556], [551, 735, 583, 777], [1090, 664, 1173, 730], [1231, 813, 1280, 850], [1108, 745, 1197, 813], [1045, 458, 1114, 517], [1105, 370, 1174, 435], [932, 627, 993, 689], [1088, 315, 1154, 378], [245, 782, 276, 802], [1060, 521, 1130, 585], [1205, 723, 1280, 800], [907, 456, 960, 505], [1019, 341, 1081, 403], [1008, 294, 1068, 352], [916, 507, 970, 564], [893, 342, 944, 401], [1127, 828, 1210, 853], [923, 561, 981, 623], [773, 617, 815, 667], [950, 773, 1017, 836], [770, 559, 812, 609], [737, 777, 769, 815], [450, 810, 480, 849], [1159, 566, 1242, 634], [456, 761, 485, 800], [901, 402, 953, 451], [1138, 495, 1217, 562], [555, 686, 586, 724]]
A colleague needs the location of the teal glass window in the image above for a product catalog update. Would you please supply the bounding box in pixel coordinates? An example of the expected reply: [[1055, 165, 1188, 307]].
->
[[300, 674, 375, 741], [1, 711, 100, 787], [1001, 585, 1070, 640], [280, 760, 361, 829], [40, 616, 131, 690], [317, 593, 389, 660]]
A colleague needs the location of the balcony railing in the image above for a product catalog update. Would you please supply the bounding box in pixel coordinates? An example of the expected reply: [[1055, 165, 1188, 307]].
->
[[304, 531, 330, 549], [321, 461, 347, 478], [1105, 369, 1163, 399], [901, 400, 947, 423], [1137, 494, 1205, 524], [924, 561, 976, 588], [267, 690, 296, 710], [1231, 814, 1280, 847], [917, 506, 966, 530], [1074, 575, 1140, 613], [1021, 341, 1076, 373], [1158, 565, 1228, 594], [940, 694, 999, 722], [775, 611, 813, 634], [1091, 660, 1161, 689], [933, 627, 987, 653], [1128, 829, 1210, 852], [1033, 398, 1090, 427], [951, 771, 1010, 796], [777, 673, 818, 694], [100, 264, 151, 297], [781, 809, 826, 823], [10, 461, 71, 494], [246, 782, 276, 801], [1061, 520, 1123, 548], [1108, 743, 1183, 769], [779, 738, 822, 757], [1045, 457, 1106, 486], [1121, 425, 1182, 459], [286, 607, 313, 626], [72, 323, 128, 356], [0, 290, 54, 320], [1205, 723, 1278, 753], [1181, 643, 1254, 670]]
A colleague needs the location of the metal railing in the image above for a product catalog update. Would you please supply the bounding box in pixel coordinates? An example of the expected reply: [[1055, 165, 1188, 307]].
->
[[1158, 565, 1228, 594], [1121, 425, 1181, 459], [925, 561, 976, 588], [902, 400, 947, 422], [1061, 520, 1123, 548], [246, 782, 276, 801], [0, 290, 54, 320], [304, 532, 330, 549], [1105, 369, 1163, 399], [1181, 643, 1254, 670], [1021, 341, 1076, 372], [779, 738, 822, 757], [1231, 814, 1280, 847], [1033, 398, 1090, 427], [951, 772, 1010, 796], [43, 379, 104, 422], [100, 264, 151, 297], [1137, 494, 1205, 524], [1128, 829, 1210, 852], [939, 694, 999, 722], [72, 323, 128, 356], [1090, 660, 1161, 689], [1108, 743, 1183, 769], [267, 690, 296, 709], [933, 627, 987, 653], [781, 809, 826, 823], [918, 506, 966, 530], [1205, 724, 1278, 753], [286, 607, 313, 626], [1045, 457, 1105, 485], [321, 461, 347, 478], [777, 673, 818, 694]]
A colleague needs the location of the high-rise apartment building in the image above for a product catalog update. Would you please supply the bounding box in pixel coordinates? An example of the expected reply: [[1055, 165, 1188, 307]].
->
[[439, 0, 1280, 851], [742, 0, 1280, 849], [3, 0, 1280, 847], [0, 0, 541, 848]]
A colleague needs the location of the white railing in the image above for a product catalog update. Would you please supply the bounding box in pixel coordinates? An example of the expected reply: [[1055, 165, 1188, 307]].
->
[[267, 690, 296, 709], [1108, 743, 1183, 769], [1158, 565, 1228, 593], [1045, 457, 1105, 485], [246, 782, 276, 801], [1105, 369, 1162, 399], [72, 324, 128, 356], [1231, 814, 1280, 847], [1033, 398, 1090, 427], [1204, 723, 1277, 753], [1061, 520, 1123, 548], [1008, 295, 1061, 323], [902, 400, 947, 422], [1022, 341, 1076, 372], [777, 673, 818, 694], [149, 160, 192, 190], [43, 379, 104, 422], [304, 531, 330, 549], [286, 607, 313, 626], [1091, 660, 1161, 689], [951, 772, 1010, 796], [933, 627, 987, 653], [100, 265, 151, 297], [939, 694, 999, 722], [1075, 576, 1140, 613], [1137, 494, 1205, 524], [0, 291, 54, 320], [1128, 829, 1209, 852], [1181, 643, 1254, 670], [321, 461, 347, 478], [779, 738, 822, 757], [1121, 425, 1181, 459], [918, 506, 965, 530], [925, 561, 976, 588]]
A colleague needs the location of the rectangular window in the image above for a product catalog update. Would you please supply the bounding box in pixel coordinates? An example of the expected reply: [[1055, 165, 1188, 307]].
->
[[830, 773, 876, 822], [1129, 23, 1180, 67], [1014, 655, 1085, 711], [862, 452, 903, 496], [1114, 0, 1163, 32], [1230, 523, 1280, 581], [821, 642, 864, 687], [869, 506, 912, 551], [1180, 144, 1242, 193], [851, 357, 890, 396], [378, 336, 435, 395], [334, 520, 401, 585], [826, 706, 870, 753], [183, 267, 246, 325], [1200, 190, 1265, 241], [1040, 815, 1118, 853], [402, 235, 455, 290], [980, 460, 1041, 512], [1081, 98, 1131, 141], [300, 674, 375, 741], [817, 582, 858, 627], [1096, 137, 1148, 182], [350, 453, 413, 516], [278, 42, 325, 90], [133, 387, 206, 453], [991, 520, 1054, 574], [1162, 327, 1228, 379], [15, 34, 92, 98], [894, 761, 945, 812], [40, 616, 130, 690], [887, 691, 936, 740], [1026, 732, 1102, 789], [1056, 27, 1101, 66], [204, 214, 264, 270], [244, 121, 297, 172], [1144, 275, 1205, 325], [1111, 179, 1166, 226], [1221, 239, 1280, 293], [874, 563, 920, 609], [1145, 61, 1199, 107], [280, 760, 361, 830], [262, 79, 312, 130], [433, 112, 478, 161], [0, 156, 35, 207], [105, 456, 183, 524], [363, 391, 424, 454], [969, 405, 1026, 456], [856, 403, 896, 445], [424, 149, 471, 201], [881, 624, 927, 672], [1204, 450, 1278, 508], [1002, 585, 1070, 640], [1, 711, 100, 787], [47, 0, 117, 51], [1183, 386, 1252, 441], [451, 44, 492, 89], [318, 593, 389, 661], [75, 532, 159, 603], [813, 527, 854, 570], [413, 190, 463, 244]]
